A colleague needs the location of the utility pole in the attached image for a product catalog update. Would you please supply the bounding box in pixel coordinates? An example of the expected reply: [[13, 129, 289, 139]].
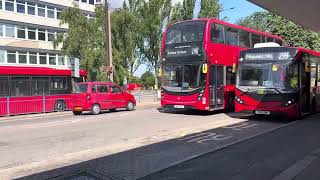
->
[[217, 7, 236, 20], [104, 0, 113, 82]]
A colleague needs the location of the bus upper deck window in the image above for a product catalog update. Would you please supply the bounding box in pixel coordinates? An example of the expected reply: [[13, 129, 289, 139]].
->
[[211, 24, 224, 44]]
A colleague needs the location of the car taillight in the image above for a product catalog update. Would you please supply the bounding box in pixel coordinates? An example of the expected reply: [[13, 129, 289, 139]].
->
[[86, 94, 91, 101]]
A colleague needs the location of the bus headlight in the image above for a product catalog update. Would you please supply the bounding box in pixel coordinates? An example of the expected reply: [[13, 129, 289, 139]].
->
[[283, 99, 295, 107], [197, 89, 205, 101], [202, 97, 206, 105], [235, 96, 244, 104]]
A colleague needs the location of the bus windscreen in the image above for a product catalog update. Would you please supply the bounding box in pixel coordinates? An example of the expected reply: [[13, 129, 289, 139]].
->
[[165, 21, 206, 45]]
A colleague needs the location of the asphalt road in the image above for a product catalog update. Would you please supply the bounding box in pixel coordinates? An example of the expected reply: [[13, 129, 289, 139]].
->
[[140, 114, 320, 180], [0, 105, 309, 180], [0, 107, 247, 179]]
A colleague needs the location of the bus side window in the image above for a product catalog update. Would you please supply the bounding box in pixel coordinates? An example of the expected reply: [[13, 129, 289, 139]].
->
[[275, 39, 283, 46], [225, 27, 239, 46], [317, 64, 320, 92], [262, 36, 267, 43], [211, 23, 225, 44], [239, 30, 250, 48], [0, 77, 9, 97], [226, 67, 236, 85], [251, 33, 261, 47], [266, 37, 274, 43], [311, 63, 317, 90]]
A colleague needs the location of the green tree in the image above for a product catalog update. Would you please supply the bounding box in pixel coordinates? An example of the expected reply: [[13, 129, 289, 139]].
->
[[140, 71, 155, 89], [130, 76, 141, 83], [54, 6, 127, 83], [238, 11, 320, 50], [111, 2, 143, 83], [138, 0, 172, 89], [198, 0, 221, 19], [170, 0, 221, 23]]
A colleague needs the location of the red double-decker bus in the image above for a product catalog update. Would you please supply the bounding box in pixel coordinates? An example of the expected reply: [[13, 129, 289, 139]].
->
[[235, 45, 320, 119], [160, 19, 284, 111], [0, 65, 87, 117]]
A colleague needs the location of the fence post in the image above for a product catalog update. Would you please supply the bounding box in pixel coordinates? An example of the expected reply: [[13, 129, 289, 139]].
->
[[139, 91, 141, 103], [6, 96, 10, 117], [43, 96, 46, 114]]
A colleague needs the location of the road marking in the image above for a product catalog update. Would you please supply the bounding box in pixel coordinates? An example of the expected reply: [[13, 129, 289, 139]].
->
[[119, 113, 129, 117], [272, 147, 320, 180], [223, 122, 258, 131], [0, 113, 71, 123], [179, 132, 232, 144]]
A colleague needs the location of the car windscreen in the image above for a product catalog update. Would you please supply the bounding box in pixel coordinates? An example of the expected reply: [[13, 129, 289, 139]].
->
[[74, 84, 88, 93]]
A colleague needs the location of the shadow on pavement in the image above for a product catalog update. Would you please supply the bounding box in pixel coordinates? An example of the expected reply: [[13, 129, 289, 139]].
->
[[17, 114, 292, 180]]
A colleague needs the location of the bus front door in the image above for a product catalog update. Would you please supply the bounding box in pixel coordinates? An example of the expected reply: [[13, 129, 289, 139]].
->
[[209, 65, 224, 109], [301, 63, 311, 113]]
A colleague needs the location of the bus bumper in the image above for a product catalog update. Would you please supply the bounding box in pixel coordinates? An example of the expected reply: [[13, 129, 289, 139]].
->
[[161, 99, 208, 111], [235, 102, 298, 118]]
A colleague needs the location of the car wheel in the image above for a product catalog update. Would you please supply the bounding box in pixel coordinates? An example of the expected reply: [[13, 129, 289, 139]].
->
[[126, 101, 135, 111], [73, 111, 82, 115], [91, 104, 101, 115]]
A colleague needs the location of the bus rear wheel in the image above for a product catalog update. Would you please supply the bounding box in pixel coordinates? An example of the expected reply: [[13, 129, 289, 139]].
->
[[55, 100, 66, 111]]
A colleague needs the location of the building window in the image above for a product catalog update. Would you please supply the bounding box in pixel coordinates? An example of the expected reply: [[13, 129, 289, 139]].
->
[[7, 51, 16, 63], [0, 24, 3, 37], [17, 27, 26, 39], [27, 2, 35, 15], [38, 29, 46, 41], [48, 31, 55, 41], [81, 0, 87, 3], [0, 50, 5, 64], [29, 53, 37, 64], [49, 54, 56, 65], [39, 53, 47, 64], [38, 5, 45, 17], [5, 24, 15, 38], [5, 0, 14, 12], [18, 52, 27, 64], [89, 0, 94, 5], [56, 9, 62, 19], [28, 28, 36, 40], [58, 56, 65, 65], [47, 7, 55, 18], [0, 0, 2, 10], [16, 0, 25, 14]]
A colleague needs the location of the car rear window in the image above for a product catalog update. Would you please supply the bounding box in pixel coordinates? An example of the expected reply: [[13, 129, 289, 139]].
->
[[74, 84, 88, 93]]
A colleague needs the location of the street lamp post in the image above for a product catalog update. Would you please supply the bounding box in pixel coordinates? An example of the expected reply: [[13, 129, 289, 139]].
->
[[104, 0, 113, 82], [217, 7, 236, 20]]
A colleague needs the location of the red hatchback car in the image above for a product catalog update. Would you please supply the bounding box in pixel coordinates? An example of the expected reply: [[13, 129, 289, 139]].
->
[[71, 82, 136, 115]]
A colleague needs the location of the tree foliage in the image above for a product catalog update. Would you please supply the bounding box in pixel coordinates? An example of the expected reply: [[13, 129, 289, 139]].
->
[[140, 71, 155, 89], [55, 0, 223, 86], [170, 0, 221, 23], [238, 11, 320, 51]]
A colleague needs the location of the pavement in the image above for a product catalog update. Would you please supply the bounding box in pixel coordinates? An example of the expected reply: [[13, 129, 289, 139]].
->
[[141, 114, 320, 180]]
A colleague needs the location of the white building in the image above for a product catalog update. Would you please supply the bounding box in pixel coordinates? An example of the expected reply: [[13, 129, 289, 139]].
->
[[0, 0, 101, 70]]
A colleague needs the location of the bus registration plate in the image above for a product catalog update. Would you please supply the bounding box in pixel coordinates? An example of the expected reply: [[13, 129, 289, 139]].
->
[[174, 105, 185, 109], [255, 110, 270, 115]]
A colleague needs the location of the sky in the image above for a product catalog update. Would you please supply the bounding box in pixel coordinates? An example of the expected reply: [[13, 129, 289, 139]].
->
[[109, 0, 263, 77]]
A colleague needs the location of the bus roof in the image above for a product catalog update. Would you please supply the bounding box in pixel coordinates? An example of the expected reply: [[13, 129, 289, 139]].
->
[[0, 66, 71, 76], [168, 18, 283, 40]]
